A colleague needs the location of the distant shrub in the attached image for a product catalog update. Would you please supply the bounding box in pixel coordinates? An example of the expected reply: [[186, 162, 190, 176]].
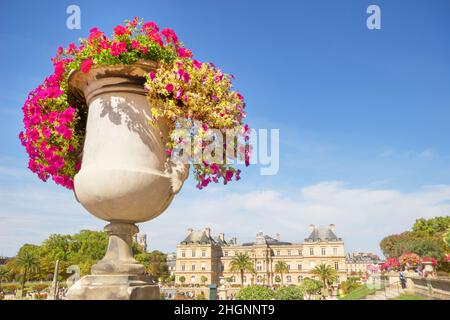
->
[[236, 285, 274, 300]]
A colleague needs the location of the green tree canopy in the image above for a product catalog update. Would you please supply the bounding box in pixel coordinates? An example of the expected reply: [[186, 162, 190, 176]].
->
[[311, 264, 337, 289], [236, 285, 274, 300], [274, 261, 289, 286], [229, 253, 254, 286], [275, 285, 304, 300]]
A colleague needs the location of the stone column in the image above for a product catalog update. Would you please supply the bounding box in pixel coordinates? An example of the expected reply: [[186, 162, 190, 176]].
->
[[66, 222, 159, 300]]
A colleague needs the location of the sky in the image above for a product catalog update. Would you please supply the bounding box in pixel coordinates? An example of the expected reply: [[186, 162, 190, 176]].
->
[[0, 0, 450, 257]]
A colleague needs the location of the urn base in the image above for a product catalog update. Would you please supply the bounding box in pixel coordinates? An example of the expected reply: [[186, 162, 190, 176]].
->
[[66, 274, 160, 300]]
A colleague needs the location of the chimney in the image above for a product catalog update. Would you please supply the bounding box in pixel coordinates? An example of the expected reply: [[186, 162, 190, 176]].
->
[[308, 224, 316, 233], [187, 228, 193, 236], [275, 233, 280, 241], [219, 233, 225, 242], [204, 227, 211, 238], [329, 224, 336, 232]]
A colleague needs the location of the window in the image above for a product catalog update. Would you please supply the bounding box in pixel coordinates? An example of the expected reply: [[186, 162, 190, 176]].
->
[[256, 261, 262, 271], [310, 248, 314, 256], [321, 248, 326, 256], [298, 264, 302, 271], [287, 276, 292, 283], [181, 264, 185, 271], [276, 250, 280, 256], [191, 250, 196, 257], [298, 250, 302, 256], [202, 250, 206, 257], [333, 247, 338, 255], [287, 264, 290, 270], [309, 261, 315, 268], [190, 276, 196, 283], [243, 276, 247, 283], [256, 276, 263, 284], [224, 251, 228, 257], [231, 276, 236, 283], [287, 250, 291, 256], [181, 251, 186, 257], [297, 276, 303, 283], [201, 263, 206, 271], [191, 264, 195, 271], [334, 261, 339, 270]]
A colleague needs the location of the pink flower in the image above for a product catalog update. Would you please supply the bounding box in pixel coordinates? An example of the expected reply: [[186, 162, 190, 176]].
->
[[142, 21, 159, 33], [149, 71, 156, 80], [177, 47, 193, 58], [81, 59, 93, 73], [114, 25, 131, 36], [161, 28, 179, 44], [165, 83, 174, 92], [110, 42, 127, 56], [192, 60, 202, 69], [176, 88, 183, 99]]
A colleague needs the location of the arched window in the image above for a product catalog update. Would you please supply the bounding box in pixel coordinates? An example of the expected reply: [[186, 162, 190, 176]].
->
[[256, 276, 263, 284], [297, 276, 303, 283], [243, 276, 247, 283], [286, 276, 292, 283], [231, 276, 236, 283]]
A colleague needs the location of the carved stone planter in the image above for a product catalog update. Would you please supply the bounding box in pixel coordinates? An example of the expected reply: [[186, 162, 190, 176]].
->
[[66, 61, 188, 300]]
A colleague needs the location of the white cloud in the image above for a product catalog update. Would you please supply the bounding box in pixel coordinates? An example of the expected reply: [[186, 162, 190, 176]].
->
[[1, 169, 450, 259], [142, 181, 450, 257]]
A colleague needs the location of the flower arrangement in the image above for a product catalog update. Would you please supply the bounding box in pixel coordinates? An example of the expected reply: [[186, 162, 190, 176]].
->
[[421, 257, 437, 266], [380, 257, 400, 271], [399, 252, 421, 267], [19, 17, 249, 190]]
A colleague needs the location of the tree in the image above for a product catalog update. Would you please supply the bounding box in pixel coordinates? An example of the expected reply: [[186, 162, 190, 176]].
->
[[229, 253, 254, 286], [274, 275, 281, 284], [200, 275, 208, 285], [0, 266, 10, 291], [274, 261, 289, 286], [11, 251, 40, 297], [179, 276, 186, 284], [300, 278, 322, 300], [235, 285, 274, 300], [311, 263, 337, 289], [135, 250, 169, 282], [275, 285, 304, 300], [412, 217, 450, 236]]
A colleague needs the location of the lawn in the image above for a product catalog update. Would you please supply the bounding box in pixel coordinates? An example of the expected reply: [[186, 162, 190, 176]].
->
[[339, 285, 376, 300], [391, 294, 426, 300]]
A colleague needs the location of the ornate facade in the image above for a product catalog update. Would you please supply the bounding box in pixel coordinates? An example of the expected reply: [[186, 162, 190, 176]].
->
[[175, 224, 347, 286]]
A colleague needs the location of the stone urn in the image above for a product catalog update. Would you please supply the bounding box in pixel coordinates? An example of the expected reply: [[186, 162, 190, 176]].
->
[[66, 61, 189, 300]]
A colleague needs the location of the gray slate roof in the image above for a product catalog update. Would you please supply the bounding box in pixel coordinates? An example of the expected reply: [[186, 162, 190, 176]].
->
[[305, 226, 341, 242], [181, 230, 217, 245], [243, 234, 292, 246]]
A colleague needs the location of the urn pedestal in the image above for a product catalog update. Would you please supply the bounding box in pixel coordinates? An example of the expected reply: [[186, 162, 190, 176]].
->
[[66, 62, 188, 300]]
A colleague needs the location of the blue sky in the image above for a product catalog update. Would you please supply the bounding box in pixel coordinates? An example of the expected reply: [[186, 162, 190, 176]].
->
[[1, 0, 450, 257]]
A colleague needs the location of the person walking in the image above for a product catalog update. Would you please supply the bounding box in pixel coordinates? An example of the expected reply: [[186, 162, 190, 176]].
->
[[399, 268, 406, 289]]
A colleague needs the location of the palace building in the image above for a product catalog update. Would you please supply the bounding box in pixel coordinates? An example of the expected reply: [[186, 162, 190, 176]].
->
[[174, 224, 347, 286]]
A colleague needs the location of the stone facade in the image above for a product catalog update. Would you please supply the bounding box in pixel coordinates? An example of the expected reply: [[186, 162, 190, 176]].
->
[[345, 252, 381, 275], [175, 224, 347, 286]]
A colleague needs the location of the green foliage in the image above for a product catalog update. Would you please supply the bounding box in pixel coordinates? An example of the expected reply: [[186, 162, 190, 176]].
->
[[274, 261, 289, 285], [274, 275, 281, 283], [339, 285, 375, 300], [300, 278, 323, 295], [412, 217, 450, 236], [200, 275, 208, 284], [179, 276, 186, 283], [380, 216, 449, 263], [339, 277, 362, 295], [135, 250, 169, 282], [274, 285, 304, 300], [32, 283, 49, 293], [196, 292, 207, 300], [229, 253, 254, 286], [235, 285, 274, 300], [311, 263, 337, 288]]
